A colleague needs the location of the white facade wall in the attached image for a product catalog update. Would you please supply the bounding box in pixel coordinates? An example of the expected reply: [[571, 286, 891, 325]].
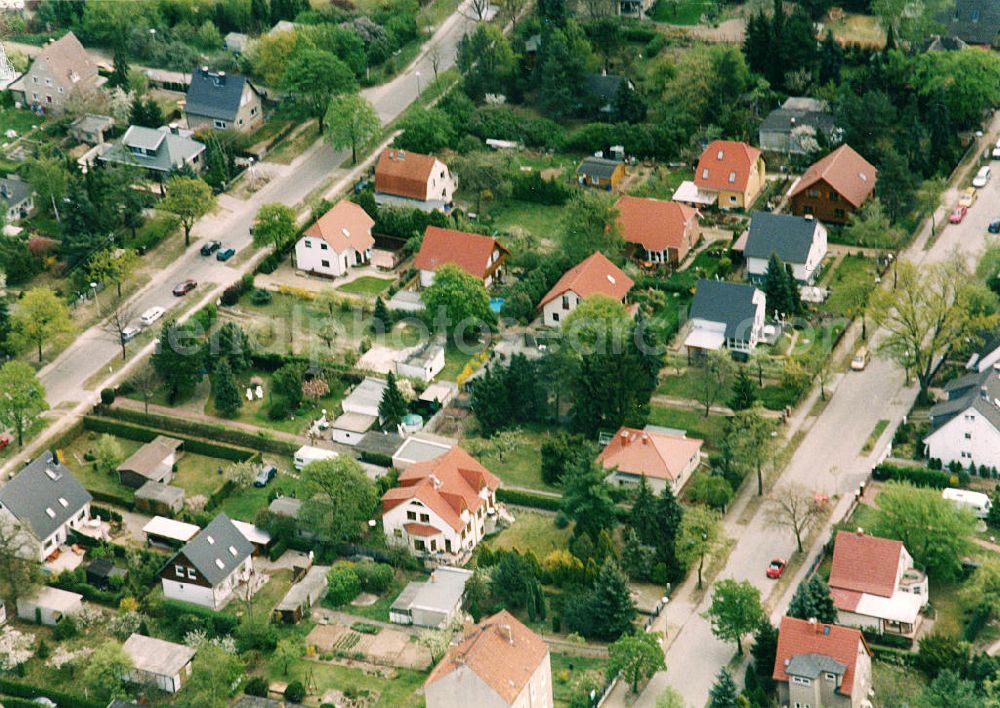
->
[[542, 291, 581, 328], [36, 503, 91, 562], [746, 226, 827, 284], [425, 652, 553, 708], [295, 236, 371, 278], [396, 348, 446, 382], [161, 557, 252, 610], [925, 406, 1000, 470], [384, 492, 495, 557]]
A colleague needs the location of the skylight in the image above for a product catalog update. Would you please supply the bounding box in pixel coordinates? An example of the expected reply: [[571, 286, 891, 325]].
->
[[206, 535, 215, 545], [702, 168, 709, 179], [45, 508, 55, 518], [58, 498, 68, 508], [728, 171, 737, 183], [229, 546, 238, 557], [215, 559, 225, 570]]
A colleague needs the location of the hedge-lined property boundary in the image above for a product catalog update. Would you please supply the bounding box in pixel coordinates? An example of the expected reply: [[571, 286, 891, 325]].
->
[[0, 680, 102, 708], [496, 488, 561, 511], [871, 463, 962, 490]]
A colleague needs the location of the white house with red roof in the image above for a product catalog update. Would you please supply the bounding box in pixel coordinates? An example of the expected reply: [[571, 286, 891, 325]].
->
[[294, 200, 375, 278], [414, 226, 508, 289], [381, 447, 501, 560], [615, 196, 701, 266], [597, 425, 702, 493], [539, 252, 633, 327], [374, 148, 457, 212], [828, 530, 928, 637], [674, 140, 766, 210], [425, 610, 552, 708], [773, 616, 873, 708]]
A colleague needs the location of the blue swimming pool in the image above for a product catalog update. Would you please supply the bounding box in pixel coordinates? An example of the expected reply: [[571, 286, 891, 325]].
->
[[490, 298, 505, 314]]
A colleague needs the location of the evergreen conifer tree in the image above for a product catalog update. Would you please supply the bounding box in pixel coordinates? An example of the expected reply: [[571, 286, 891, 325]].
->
[[729, 367, 758, 411], [212, 358, 242, 417], [709, 668, 740, 708], [589, 558, 637, 641], [787, 576, 837, 624], [378, 372, 408, 430]]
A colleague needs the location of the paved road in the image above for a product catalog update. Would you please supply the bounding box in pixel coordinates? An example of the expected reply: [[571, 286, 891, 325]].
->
[[621, 120, 1000, 707], [31, 1, 478, 410]]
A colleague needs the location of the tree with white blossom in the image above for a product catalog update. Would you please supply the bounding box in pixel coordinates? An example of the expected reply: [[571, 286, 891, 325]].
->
[[0, 627, 35, 670]]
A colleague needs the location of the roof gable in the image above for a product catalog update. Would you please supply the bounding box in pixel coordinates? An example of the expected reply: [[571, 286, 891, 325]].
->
[[0, 452, 92, 541], [788, 144, 877, 208], [375, 149, 441, 200], [185, 68, 256, 121], [169, 513, 252, 586], [773, 617, 869, 695], [829, 531, 904, 597], [694, 140, 761, 192], [615, 196, 698, 252], [413, 226, 506, 279], [539, 252, 633, 308], [31, 32, 98, 90], [939, 0, 1000, 44], [303, 200, 375, 254], [689, 279, 761, 340], [744, 211, 820, 263], [597, 426, 703, 482]]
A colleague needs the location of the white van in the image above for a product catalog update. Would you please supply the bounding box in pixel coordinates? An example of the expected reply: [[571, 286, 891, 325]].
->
[[973, 166, 992, 188], [293, 445, 338, 471], [942, 487, 991, 519], [140, 306, 165, 327]]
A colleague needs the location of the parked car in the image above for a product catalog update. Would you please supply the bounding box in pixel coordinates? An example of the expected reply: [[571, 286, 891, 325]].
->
[[200, 240, 222, 256], [216, 247, 236, 262], [140, 306, 165, 327], [949, 205, 968, 224], [973, 166, 992, 188], [0, 435, 10, 450], [993, 138, 1000, 159], [121, 325, 140, 343], [254, 464, 278, 487], [959, 187, 978, 208], [851, 346, 870, 371], [766, 558, 787, 579], [989, 219, 1000, 234], [172, 280, 197, 296]]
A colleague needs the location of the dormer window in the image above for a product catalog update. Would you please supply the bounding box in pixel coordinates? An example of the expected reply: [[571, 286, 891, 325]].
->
[[716, 150, 724, 160], [206, 535, 215, 545], [215, 558, 225, 570], [701, 168, 709, 180]]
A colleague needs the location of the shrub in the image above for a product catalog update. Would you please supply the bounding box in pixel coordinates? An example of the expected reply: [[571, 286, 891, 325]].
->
[[872, 464, 952, 490], [268, 540, 288, 562], [235, 620, 278, 652], [220, 284, 242, 306], [244, 676, 269, 697], [284, 680, 306, 703], [354, 562, 394, 594], [250, 288, 273, 305], [267, 397, 290, 421], [350, 622, 380, 635], [327, 564, 361, 606], [52, 615, 78, 639], [99, 388, 116, 405]]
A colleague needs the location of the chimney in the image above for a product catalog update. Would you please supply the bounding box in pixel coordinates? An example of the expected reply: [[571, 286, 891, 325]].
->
[[808, 617, 819, 633], [201, 66, 209, 77], [169, 123, 179, 135], [499, 624, 513, 643], [216, 71, 226, 86], [790, 116, 797, 126], [856, 527, 864, 537]]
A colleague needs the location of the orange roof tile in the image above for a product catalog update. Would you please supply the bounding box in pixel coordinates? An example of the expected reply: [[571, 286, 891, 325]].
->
[[375, 148, 439, 200], [615, 196, 699, 252], [829, 531, 903, 598], [303, 200, 375, 254], [414, 226, 507, 280], [539, 252, 633, 309], [426, 610, 549, 703], [773, 617, 870, 696], [596, 426, 703, 482], [403, 522, 441, 537], [788, 144, 877, 208], [694, 140, 762, 193]]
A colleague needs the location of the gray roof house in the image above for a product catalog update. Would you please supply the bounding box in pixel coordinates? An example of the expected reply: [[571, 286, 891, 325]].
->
[[738, 211, 828, 284], [69, 113, 114, 145], [184, 67, 264, 133], [938, 0, 1000, 46], [0, 451, 92, 562], [0, 174, 34, 223], [759, 97, 838, 155], [159, 513, 256, 610], [390, 566, 472, 628], [685, 279, 766, 355], [135, 480, 185, 516], [122, 633, 195, 693], [117, 435, 183, 489], [925, 367, 1000, 470], [99, 125, 205, 175]]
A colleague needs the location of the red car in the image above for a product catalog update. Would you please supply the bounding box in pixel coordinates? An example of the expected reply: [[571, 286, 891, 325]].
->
[[172, 280, 198, 296], [0, 435, 9, 450], [766, 558, 787, 579], [949, 205, 968, 224]]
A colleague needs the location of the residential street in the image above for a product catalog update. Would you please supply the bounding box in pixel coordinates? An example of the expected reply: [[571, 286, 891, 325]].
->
[[617, 117, 1000, 707]]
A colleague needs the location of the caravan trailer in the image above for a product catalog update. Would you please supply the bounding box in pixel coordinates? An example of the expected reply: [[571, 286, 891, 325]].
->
[[293, 446, 338, 471], [942, 488, 991, 519]]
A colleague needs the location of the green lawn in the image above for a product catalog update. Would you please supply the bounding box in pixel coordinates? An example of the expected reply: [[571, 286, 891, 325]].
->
[[337, 276, 394, 296], [488, 199, 565, 245], [486, 511, 572, 558], [821, 254, 878, 318], [656, 366, 800, 412], [220, 474, 302, 522], [551, 653, 608, 707], [0, 105, 43, 136], [463, 428, 560, 493], [343, 568, 428, 622], [929, 578, 966, 638], [267, 658, 427, 706], [649, 0, 715, 24], [862, 419, 890, 454], [440, 343, 482, 381], [172, 452, 237, 498], [629, 167, 694, 200], [225, 568, 294, 619], [269, 121, 320, 165], [647, 404, 730, 444]]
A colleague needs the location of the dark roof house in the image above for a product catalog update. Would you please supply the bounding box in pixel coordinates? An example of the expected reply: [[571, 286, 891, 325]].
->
[[689, 280, 762, 342], [759, 97, 837, 154], [742, 212, 820, 263], [173, 513, 253, 587], [184, 67, 263, 132], [99, 125, 205, 175], [938, 0, 1000, 46], [577, 156, 623, 181]]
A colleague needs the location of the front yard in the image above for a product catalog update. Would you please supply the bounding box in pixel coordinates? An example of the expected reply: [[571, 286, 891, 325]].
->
[[646, 404, 730, 445], [485, 511, 573, 559]]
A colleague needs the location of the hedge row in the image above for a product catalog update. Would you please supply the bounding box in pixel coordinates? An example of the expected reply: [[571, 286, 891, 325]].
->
[[863, 629, 913, 650], [0, 680, 102, 708], [496, 488, 561, 512], [49, 575, 122, 606], [90, 504, 124, 524], [207, 479, 237, 511], [871, 645, 918, 667], [359, 451, 394, 467], [871, 463, 954, 490], [249, 351, 364, 385], [87, 411, 277, 458], [156, 599, 240, 637], [89, 488, 135, 511]]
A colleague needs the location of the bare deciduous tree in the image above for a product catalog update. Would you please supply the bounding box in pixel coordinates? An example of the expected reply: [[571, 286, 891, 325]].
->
[[469, 0, 491, 21], [765, 484, 821, 553], [131, 364, 158, 414], [429, 43, 443, 80], [0, 514, 41, 605], [103, 302, 138, 361]]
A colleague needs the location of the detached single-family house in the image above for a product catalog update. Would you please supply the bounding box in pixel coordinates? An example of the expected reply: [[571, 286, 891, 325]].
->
[[69, 113, 114, 145], [414, 226, 508, 289], [773, 616, 873, 708], [737, 211, 828, 284], [159, 513, 256, 610], [0, 451, 92, 562], [16, 587, 83, 626], [122, 633, 195, 693], [184, 67, 263, 132], [828, 530, 928, 637], [759, 97, 837, 155], [616, 196, 700, 267], [390, 566, 472, 628], [0, 174, 34, 223], [382, 446, 500, 559], [375, 148, 456, 212], [7, 32, 103, 115], [582, 73, 633, 114], [965, 331, 1000, 373], [925, 367, 1000, 470], [685, 279, 766, 356], [117, 435, 183, 489], [425, 610, 552, 708], [576, 156, 625, 191], [788, 145, 877, 225], [294, 200, 375, 278], [677, 140, 766, 210], [539, 252, 633, 327], [99, 125, 205, 176], [938, 0, 1000, 47], [597, 425, 703, 493]]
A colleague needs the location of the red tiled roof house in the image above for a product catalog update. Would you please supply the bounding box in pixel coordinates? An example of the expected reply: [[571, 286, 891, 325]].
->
[[828, 530, 928, 637], [294, 200, 375, 278], [539, 252, 633, 327], [597, 425, 703, 493], [678, 140, 766, 210], [773, 617, 873, 708], [425, 610, 553, 708], [788, 145, 877, 224], [381, 447, 500, 560], [414, 226, 508, 289], [616, 196, 700, 267], [375, 148, 457, 213]]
